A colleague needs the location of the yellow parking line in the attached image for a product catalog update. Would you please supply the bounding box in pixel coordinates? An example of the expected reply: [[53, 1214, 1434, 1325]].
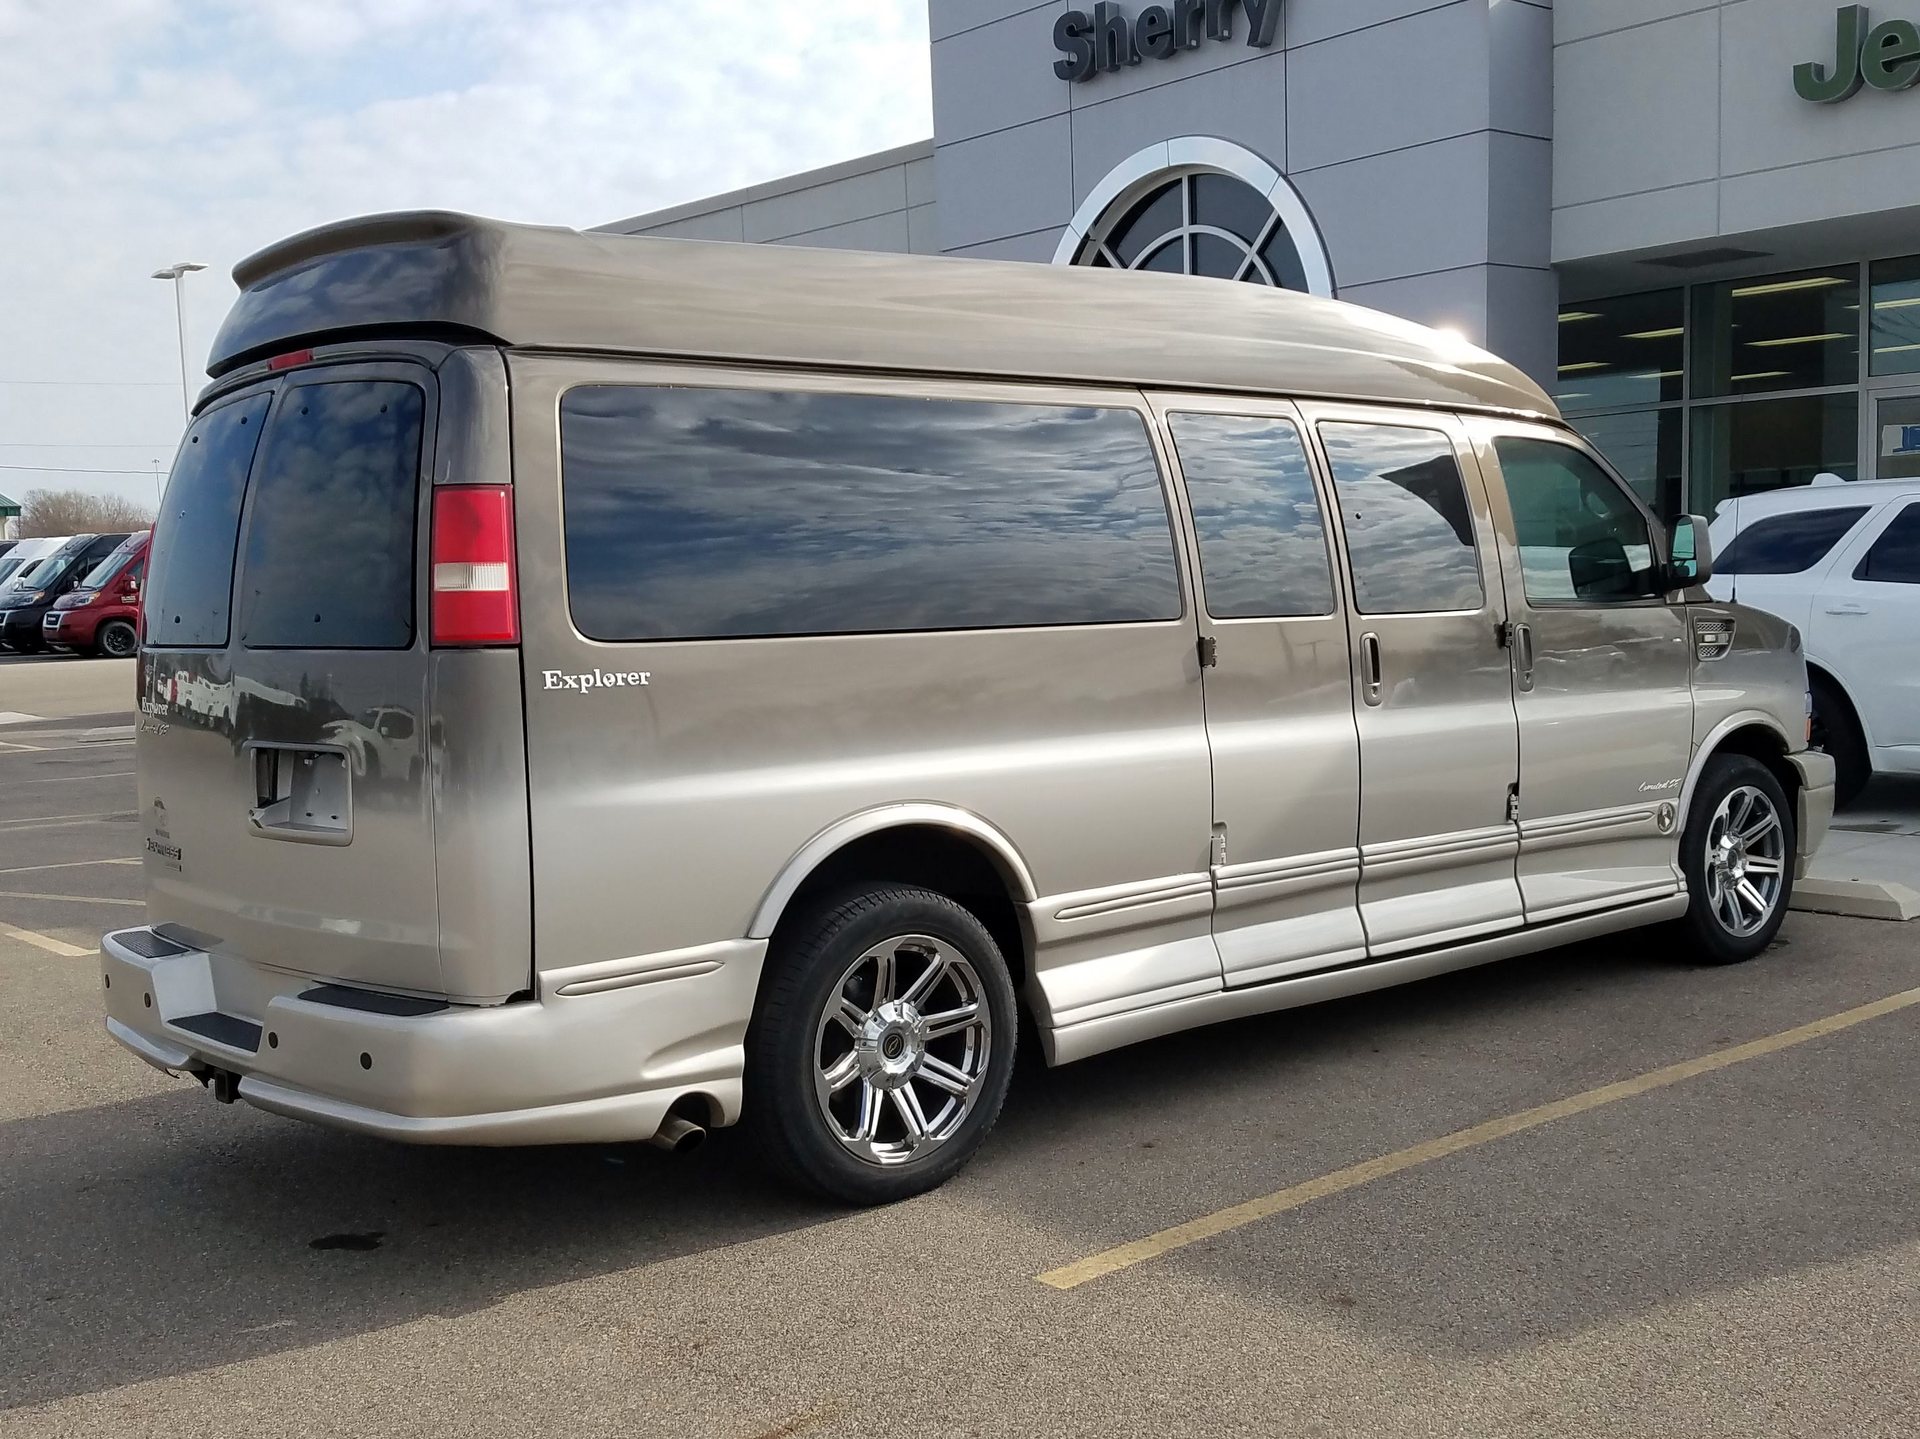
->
[[0, 919, 94, 957], [0, 858, 139, 877], [1037, 986, 1920, 1291], [0, 891, 142, 907]]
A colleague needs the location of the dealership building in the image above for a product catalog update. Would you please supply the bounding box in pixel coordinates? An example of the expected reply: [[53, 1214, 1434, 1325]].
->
[[605, 0, 1920, 517]]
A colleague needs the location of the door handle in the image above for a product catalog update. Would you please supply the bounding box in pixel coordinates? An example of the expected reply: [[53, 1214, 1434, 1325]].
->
[[1823, 602, 1869, 616], [1513, 621, 1535, 692], [1360, 632, 1383, 706]]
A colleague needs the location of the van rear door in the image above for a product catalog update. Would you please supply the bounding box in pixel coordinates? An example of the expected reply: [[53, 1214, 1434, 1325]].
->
[[140, 359, 482, 999]]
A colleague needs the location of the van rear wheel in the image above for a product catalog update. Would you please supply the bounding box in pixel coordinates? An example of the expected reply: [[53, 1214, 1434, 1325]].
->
[[747, 885, 1017, 1205], [1674, 754, 1796, 965]]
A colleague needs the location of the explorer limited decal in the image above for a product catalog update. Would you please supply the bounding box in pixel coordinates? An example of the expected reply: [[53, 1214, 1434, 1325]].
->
[[542, 668, 651, 692]]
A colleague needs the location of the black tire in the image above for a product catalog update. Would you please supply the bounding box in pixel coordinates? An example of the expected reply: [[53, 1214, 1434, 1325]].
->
[[1673, 754, 1797, 965], [95, 620, 138, 659], [1810, 673, 1870, 811], [746, 885, 1018, 1205]]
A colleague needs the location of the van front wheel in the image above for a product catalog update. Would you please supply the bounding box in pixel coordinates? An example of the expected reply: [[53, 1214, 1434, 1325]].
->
[[747, 886, 1017, 1205], [1675, 754, 1796, 965]]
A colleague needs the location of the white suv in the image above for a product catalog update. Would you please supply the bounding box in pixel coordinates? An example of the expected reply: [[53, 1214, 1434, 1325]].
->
[[1708, 478, 1920, 806]]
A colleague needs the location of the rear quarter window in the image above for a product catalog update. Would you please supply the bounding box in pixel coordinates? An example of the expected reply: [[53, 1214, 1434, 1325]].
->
[[145, 396, 270, 646], [1717, 505, 1871, 576], [559, 385, 1183, 641]]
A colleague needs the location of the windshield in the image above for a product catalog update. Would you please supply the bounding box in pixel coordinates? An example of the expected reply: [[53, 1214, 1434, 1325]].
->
[[12, 550, 72, 590], [79, 535, 144, 590]]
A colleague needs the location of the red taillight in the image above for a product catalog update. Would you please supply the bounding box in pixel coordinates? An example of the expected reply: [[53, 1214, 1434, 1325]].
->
[[430, 486, 519, 646], [266, 349, 314, 371]]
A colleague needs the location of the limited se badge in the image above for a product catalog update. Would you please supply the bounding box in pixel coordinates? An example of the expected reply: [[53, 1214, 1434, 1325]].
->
[[543, 668, 651, 691]]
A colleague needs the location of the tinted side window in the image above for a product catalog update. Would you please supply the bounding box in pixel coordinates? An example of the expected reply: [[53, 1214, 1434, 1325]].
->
[[1855, 504, 1920, 584], [145, 396, 270, 646], [1718, 506, 1870, 575], [1170, 414, 1334, 619], [1320, 423, 1483, 614], [1496, 437, 1660, 602], [238, 381, 425, 650], [561, 386, 1181, 641]]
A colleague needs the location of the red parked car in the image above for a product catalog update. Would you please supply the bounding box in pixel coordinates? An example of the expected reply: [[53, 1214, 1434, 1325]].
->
[[44, 531, 148, 658]]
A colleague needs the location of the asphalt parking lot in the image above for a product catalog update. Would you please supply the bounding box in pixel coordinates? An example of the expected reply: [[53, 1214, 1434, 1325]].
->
[[2, 656, 1917, 1437]]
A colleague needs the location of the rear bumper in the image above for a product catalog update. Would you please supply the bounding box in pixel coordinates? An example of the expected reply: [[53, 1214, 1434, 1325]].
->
[[1789, 748, 1836, 880], [100, 927, 765, 1145]]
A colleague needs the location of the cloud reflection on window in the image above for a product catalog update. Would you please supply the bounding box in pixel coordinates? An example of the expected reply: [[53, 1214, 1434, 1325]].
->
[[560, 387, 1183, 642], [1320, 423, 1484, 615], [1170, 414, 1334, 619], [144, 393, 270, 647], [239, 381, 423, 650]]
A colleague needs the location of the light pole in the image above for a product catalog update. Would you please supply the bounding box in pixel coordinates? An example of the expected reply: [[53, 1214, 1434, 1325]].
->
[[150, 261, 207, 421]]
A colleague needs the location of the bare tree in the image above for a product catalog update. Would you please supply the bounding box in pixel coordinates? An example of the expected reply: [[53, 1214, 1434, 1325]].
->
[[20, 488, 154, 537]]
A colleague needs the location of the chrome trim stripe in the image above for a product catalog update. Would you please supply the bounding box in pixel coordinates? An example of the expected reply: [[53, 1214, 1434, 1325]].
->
[[543, 938, 757, 999], [1214, 847, 1361, 894], [1361, 826, 1518, 880], [1519, 804, 1662, 852], [1052, 873, 1214, 923]]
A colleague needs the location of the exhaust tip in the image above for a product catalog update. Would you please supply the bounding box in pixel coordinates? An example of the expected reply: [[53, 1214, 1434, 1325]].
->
[[648, 1114, 706, 1154]]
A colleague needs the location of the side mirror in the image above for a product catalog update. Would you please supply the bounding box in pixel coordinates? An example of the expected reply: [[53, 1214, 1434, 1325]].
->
[[1668, 514, 1714, 589]]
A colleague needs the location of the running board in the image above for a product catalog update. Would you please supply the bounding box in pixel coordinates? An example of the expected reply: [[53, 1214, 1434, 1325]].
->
[[1041, 894, 1689, 1066]]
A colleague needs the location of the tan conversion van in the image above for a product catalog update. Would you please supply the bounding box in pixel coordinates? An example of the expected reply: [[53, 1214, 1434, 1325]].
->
[[103, 213, 1833, 1203]]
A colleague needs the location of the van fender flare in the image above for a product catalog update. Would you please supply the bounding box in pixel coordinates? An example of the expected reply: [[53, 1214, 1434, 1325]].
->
[[747, 803, 1039, 940], [1678, 710, 1798, 826]]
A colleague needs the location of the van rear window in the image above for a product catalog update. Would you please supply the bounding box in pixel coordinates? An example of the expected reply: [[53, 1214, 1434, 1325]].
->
[[237, 380, 425, 650], [559, 385, 1181, 641], [144, 395, 270, 646]]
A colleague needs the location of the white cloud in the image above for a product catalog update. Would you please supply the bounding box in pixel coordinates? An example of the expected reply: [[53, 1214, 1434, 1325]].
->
[[0, 0, 932, 512]]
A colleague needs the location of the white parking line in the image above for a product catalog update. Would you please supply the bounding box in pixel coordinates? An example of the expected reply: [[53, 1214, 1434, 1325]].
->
[[0, 857, 139, 876], [0, 890, 141, 906], [0, 810, 133, 830], [0, 919, 93, 957], [20, 769, 136, 785]]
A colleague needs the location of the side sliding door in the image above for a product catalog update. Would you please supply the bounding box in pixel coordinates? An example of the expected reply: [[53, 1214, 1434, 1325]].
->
[[1151, 396, 1367, 987], [1301, 406, 1525, 956]]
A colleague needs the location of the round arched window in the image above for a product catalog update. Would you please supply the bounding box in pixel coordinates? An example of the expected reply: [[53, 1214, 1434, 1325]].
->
[[1056, 139, 1335, 296], [1072, 170, 1311, 287]]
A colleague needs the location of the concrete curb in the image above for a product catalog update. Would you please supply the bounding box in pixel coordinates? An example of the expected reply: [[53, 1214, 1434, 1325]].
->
[[1791, 878, 1920, 923]]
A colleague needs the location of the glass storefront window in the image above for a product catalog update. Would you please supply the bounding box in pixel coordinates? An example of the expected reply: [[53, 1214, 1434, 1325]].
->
[[1569, 408, 1683, 518], [1690, 394, 1859, 513], [1691, 267, 1860, 397], [1870, 255, 1920, 377], [1555, 290, 1685, 410]]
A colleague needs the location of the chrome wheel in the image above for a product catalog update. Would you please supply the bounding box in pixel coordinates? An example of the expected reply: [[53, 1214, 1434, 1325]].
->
[[812, 933, 990, 1168], [1703, 785, 1786, 938]]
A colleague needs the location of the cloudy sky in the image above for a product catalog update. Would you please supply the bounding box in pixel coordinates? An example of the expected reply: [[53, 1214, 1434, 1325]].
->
[[0, 0, 933, 514]]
